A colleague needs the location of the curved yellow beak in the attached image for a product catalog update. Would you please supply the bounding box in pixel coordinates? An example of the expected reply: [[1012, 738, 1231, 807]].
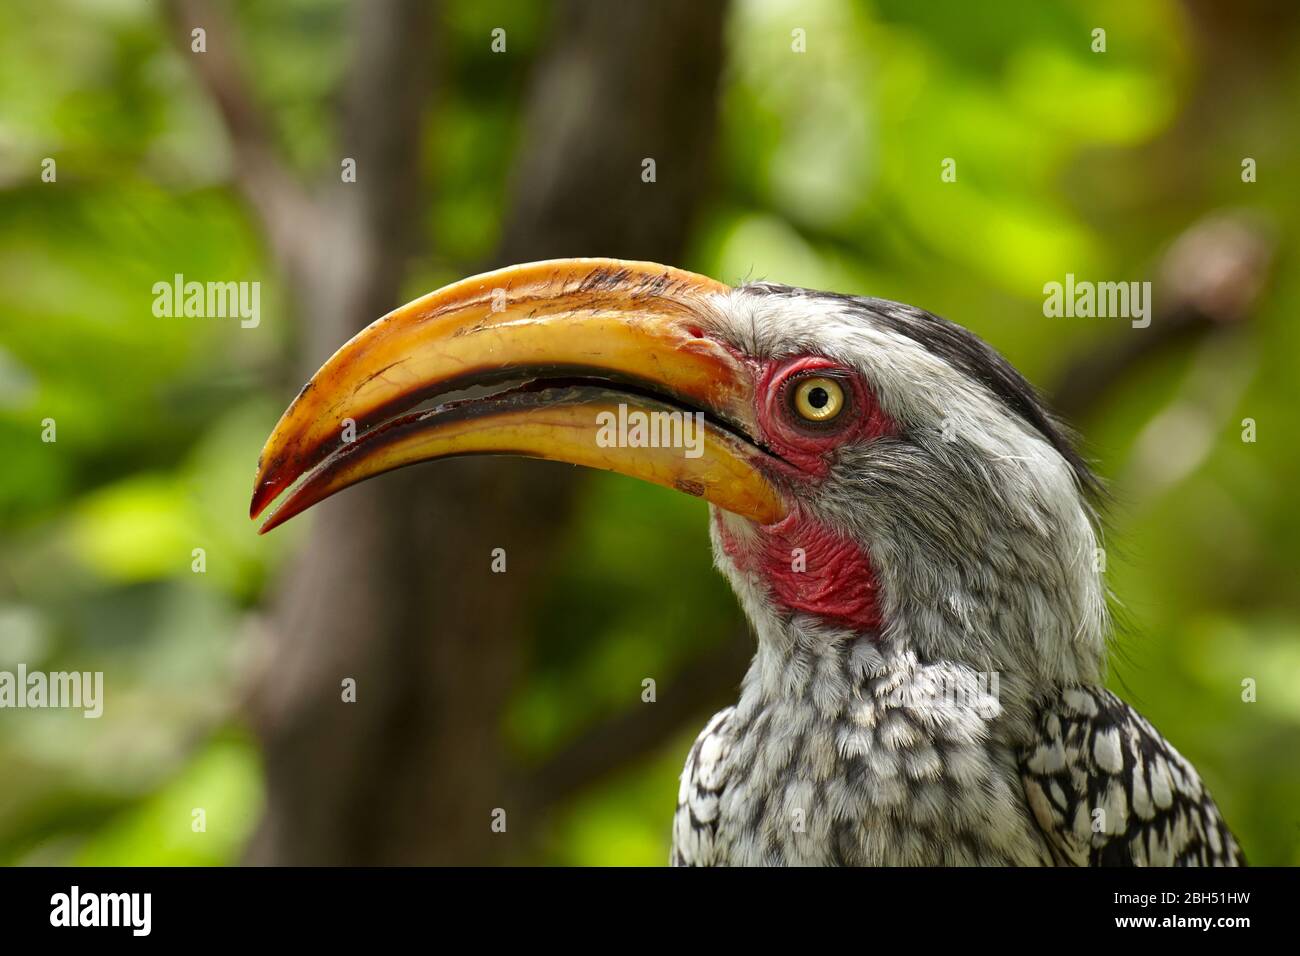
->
[[251, 258, 787, 533]]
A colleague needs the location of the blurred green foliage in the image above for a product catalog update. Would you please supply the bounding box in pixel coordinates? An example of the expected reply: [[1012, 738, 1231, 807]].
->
[[1, 0, 1297, 865]]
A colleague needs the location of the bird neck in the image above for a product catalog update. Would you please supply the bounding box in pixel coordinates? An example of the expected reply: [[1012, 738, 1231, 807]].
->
[[710, 503, 1109, 705]]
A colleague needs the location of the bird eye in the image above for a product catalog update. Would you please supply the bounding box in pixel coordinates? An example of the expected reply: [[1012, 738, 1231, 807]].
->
[[790, 376, 845, 423]]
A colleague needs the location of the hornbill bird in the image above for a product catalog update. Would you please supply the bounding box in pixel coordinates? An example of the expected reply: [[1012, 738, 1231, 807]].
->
[[251, 258, 1245, 867]]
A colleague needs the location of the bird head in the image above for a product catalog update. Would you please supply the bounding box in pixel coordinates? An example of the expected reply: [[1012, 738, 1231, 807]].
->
[[252, 258, 1107, 695]]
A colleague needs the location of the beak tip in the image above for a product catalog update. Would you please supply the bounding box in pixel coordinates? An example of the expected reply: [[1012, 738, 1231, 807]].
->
[[256, 507, 286, 535], [249, 477, 279, 521]]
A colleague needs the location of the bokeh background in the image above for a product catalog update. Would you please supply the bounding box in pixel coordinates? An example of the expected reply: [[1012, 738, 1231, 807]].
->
[[1, 0, 1297, 865]]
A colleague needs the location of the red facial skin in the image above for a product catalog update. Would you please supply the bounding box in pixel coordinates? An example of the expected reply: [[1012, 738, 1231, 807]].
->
[[716, 356, 896, 634]]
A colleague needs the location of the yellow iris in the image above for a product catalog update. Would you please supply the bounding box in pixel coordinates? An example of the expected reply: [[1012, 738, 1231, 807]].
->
[[791, 376, 845, 422]]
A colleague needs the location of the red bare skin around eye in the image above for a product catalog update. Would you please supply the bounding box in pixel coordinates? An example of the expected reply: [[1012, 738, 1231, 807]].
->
[[755, 356, 895, 476], [712, 355, 895, 634]]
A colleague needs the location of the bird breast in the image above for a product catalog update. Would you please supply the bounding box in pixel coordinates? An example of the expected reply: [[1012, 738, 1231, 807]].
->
[[684, 636, 1055, 866]]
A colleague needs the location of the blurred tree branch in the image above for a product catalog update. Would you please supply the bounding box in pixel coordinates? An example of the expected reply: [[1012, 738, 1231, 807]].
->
[[527, 630, 753, 812], [162, 0, 320, 283], [1051, 213, 1275, 420]]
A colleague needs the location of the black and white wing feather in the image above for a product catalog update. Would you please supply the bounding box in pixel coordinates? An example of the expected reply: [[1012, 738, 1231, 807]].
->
[[1020, 686, 1244, 866], [671, 706, 733, 867]]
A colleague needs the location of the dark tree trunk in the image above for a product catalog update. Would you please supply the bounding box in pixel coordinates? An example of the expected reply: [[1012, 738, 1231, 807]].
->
[[244, 0, 728, 864]]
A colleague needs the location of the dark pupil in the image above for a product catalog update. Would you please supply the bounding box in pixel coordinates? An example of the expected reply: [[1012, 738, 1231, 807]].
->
[[807, 386, 829, 409]]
